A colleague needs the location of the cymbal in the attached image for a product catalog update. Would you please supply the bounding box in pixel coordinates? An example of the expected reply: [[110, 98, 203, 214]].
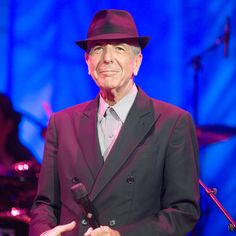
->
[[196, 125, 236, 148]]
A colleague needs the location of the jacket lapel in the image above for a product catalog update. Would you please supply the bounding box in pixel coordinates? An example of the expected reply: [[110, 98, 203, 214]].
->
[[90, 88, 161, 201], [73, 97, 104, 189]]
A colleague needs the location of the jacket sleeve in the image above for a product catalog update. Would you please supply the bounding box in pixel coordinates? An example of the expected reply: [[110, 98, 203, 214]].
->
[[118, 112, 200, 236], [29, 114, 61, 236]]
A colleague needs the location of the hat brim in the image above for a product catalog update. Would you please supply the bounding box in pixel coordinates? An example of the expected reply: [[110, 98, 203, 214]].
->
[[75, 34, 150, 51]]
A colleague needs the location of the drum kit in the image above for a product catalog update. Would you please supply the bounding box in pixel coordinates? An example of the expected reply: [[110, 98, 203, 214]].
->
[[0, 160, 40, 236]]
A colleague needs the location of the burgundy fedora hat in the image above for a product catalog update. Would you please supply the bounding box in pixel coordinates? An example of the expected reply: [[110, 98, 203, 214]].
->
[[75, 9, 150, 51]]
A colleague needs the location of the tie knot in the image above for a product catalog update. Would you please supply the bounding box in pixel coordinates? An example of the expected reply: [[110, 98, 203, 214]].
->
[[106, 107, 120, 121]]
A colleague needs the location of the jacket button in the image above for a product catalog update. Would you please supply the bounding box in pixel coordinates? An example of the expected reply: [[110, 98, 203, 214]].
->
[[109, 219, 116, 227], [126, 175, 135, 184], [72, 177, 80, 184], [81, 218, 88, 226]]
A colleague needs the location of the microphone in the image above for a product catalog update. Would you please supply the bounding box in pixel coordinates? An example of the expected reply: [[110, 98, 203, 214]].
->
[[224, 16, 230, 57], [71, 182, 100, 228]]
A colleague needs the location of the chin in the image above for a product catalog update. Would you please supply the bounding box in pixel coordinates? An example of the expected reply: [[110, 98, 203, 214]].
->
[[101, 81, 118, 88]]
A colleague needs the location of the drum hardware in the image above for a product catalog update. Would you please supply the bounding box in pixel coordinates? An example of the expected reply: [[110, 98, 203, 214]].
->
[[0, 209, 30, 236], [0, 160, 39, 216], [199, 179, 236, 232], [0, 207, 30, 222], [0, 161, 39, 235], [188, 17, 236, 234]]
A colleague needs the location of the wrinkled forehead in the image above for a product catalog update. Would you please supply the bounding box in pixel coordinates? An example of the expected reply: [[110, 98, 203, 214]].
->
[[86, 39, 140, 52]]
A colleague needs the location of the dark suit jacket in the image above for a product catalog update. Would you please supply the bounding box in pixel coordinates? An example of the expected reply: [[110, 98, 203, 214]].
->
[[29, 88, 200, 236]]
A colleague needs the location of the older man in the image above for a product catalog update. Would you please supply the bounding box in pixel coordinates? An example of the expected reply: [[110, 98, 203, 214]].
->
[[29, 9, 200, 236]]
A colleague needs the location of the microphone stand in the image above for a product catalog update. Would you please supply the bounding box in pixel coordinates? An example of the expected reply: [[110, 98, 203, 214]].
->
[[190, 34, 225, 124], [190, 18, 236, 149], [199, 179, 236, 232]]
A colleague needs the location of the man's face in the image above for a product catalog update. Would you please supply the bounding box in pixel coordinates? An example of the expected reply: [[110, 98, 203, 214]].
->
[[85, 40, 142, 93]]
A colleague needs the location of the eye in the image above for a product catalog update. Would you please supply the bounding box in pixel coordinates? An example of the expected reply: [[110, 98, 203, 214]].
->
[[90, 46, 103, 54], [115, 46, 125, 52]]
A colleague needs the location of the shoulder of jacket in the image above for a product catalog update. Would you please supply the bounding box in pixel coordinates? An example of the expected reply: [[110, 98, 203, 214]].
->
[[52, 99, 96, 118], [151, 98, 190, 117]]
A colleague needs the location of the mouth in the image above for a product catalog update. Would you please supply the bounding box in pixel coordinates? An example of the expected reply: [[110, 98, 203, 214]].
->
[[99, 70, 118, 75]]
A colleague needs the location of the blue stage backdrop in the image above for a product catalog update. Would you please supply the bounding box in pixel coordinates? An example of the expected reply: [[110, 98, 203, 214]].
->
[[1, 1, 236, 235]]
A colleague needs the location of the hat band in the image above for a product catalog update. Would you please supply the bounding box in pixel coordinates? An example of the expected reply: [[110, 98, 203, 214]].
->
[[86, 33, 140, 41]]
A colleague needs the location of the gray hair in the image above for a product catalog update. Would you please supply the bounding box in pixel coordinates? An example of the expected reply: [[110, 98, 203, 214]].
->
[[131, 45, 141, 55]]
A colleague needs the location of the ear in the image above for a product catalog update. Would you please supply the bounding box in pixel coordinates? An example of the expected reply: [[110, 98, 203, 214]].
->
[[85, 53, 91, 75], [133, 53, 143, 76], [85, 52, 89, 64]]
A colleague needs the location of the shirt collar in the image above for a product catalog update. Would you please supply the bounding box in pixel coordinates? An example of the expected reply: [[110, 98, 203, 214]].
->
[[97, 84, 138, 123], [97, 97, 110, 123]]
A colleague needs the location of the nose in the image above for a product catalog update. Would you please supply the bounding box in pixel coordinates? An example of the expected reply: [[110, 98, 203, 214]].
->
[[102, 45, 114, 63]]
